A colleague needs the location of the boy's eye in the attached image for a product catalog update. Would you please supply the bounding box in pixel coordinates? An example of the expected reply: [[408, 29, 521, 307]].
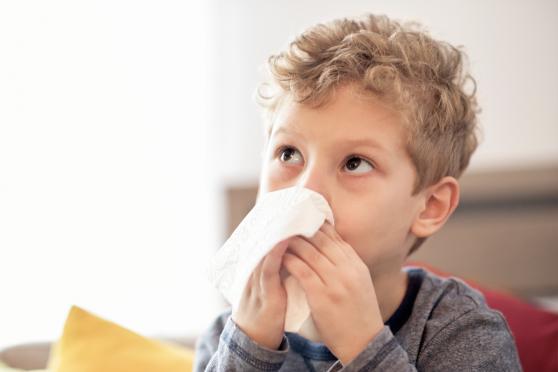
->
[[344, 156, 374, 174], [278, 147, 303, 164]]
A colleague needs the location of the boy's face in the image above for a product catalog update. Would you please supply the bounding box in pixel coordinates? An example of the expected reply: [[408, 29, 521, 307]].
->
[[258, 85, 425, 276]]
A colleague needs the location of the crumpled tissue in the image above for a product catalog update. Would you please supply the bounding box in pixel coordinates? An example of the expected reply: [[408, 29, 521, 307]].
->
[[207, 186, 334, 333]]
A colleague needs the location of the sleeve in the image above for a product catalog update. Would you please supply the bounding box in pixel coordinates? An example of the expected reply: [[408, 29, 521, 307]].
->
[[193, 312, 290, 372], [326, 327, 417, 372], [326, 309, 521, 372]]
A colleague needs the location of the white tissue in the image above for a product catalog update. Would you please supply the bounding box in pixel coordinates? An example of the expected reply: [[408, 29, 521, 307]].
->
[[207, 186, 334, 332]]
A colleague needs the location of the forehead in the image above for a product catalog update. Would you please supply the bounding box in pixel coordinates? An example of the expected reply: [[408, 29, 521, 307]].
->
[[270, 86, 408, 156]]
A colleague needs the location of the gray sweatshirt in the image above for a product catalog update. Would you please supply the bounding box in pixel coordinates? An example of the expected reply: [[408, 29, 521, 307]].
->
[[194, 268, 522, 371]]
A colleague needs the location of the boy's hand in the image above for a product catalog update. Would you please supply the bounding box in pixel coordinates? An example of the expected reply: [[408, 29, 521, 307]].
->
[[282, 222, 384, 365], [231, 241, 289, 350]]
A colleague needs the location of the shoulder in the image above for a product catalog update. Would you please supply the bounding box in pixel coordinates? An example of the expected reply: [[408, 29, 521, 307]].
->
[[418, 268, 493, 321], [407, 268, 520, 369], [412, 268, 510, 332]]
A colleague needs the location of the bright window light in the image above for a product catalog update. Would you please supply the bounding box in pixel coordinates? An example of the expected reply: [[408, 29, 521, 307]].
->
[[0, 0, 222, 348]]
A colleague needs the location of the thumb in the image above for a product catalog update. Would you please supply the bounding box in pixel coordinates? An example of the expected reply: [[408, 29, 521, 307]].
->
[[261, 240, 289, 278]]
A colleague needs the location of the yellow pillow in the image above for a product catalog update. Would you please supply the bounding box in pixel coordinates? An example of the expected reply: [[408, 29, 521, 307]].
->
[[48, 306, 194, 372], [0, 361, 46, 372]]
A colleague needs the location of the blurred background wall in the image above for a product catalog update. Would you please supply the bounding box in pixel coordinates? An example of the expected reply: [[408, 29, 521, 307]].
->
[[213, 0, 558, 187], [1, 0, 557, 348]]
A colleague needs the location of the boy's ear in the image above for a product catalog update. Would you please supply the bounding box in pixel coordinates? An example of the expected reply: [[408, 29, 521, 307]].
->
[[411, 176, 460, 239]]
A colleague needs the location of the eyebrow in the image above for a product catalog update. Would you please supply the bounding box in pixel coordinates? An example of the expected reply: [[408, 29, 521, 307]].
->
[[272, 126, 388, 153], [341, 138, 388, 153], [272, 126, 305, 139]]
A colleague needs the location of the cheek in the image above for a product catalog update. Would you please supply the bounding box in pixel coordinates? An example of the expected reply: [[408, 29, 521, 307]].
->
[[259, 161, 276, 192], [332, 204, 378, 251], [260, 162, 298, 193], [332, 200, 399, 264]]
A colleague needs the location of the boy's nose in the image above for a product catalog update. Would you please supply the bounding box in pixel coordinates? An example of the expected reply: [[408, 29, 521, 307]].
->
[[297, 163, 332, 206]]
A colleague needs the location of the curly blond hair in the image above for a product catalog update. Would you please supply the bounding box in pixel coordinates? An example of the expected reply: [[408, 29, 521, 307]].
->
[[256, 14, 480, 253]]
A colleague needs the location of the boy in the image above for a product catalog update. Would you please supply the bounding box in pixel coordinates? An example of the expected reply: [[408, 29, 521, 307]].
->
[[194, 14, 521, 371]]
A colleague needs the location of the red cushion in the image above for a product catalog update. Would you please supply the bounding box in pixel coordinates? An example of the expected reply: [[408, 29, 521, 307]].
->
[[406, 262, 558, 372]]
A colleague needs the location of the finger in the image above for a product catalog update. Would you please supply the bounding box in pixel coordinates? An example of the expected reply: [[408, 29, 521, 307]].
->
[[260, 240, 289, 292], [320, 222, 355, 259], [288, 236, 335, 284], [238, 259, 259, 304], [321, 221, 343, 244], [304, 229, 348, 263], [282, 252, 324, 293], [251, 257, 263, 296]]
